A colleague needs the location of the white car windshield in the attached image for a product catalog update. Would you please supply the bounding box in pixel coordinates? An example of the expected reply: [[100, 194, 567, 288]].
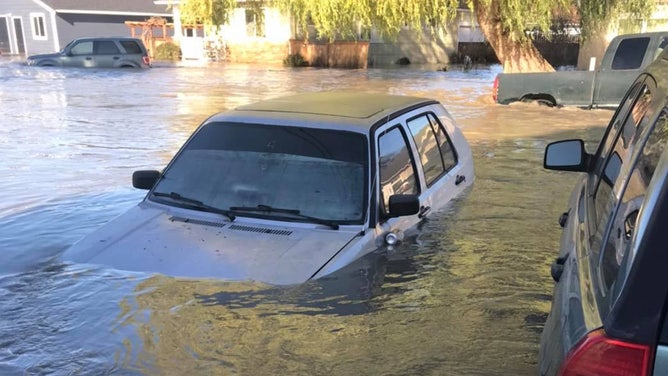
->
[[151, 122, 369, 224]]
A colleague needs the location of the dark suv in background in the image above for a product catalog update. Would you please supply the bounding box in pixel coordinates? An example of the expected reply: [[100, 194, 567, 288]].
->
[[26, 37, 151, 68], [538, 47, 668, 375]]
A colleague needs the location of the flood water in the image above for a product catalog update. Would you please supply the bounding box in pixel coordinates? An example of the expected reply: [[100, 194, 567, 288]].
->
[[0, 58, 613, 375]]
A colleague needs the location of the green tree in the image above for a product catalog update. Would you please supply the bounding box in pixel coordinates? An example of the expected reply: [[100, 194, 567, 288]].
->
[[274, 0, 459, 41], [178, 0, 655, 73], [178, 0, 236, 25], [469, 0, 654, 72]]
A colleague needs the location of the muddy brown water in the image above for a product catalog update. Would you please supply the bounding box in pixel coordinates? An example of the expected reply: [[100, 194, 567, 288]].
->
[[0, 59, 613, 375]]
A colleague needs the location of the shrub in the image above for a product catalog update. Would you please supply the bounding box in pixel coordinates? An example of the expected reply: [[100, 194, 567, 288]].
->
[[283, 53, 309, 67], [154, 42, 181, 61]]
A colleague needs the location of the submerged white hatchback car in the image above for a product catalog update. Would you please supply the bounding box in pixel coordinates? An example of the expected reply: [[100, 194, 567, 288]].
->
[[64, 92, 474, 284]]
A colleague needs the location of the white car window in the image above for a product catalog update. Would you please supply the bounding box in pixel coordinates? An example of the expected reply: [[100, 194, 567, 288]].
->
[[152, 122, 368, 223], [407, 114, 445, 186], [378, 125, 419, 211]]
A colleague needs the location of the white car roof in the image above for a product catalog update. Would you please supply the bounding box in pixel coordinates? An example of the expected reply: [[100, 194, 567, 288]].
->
[[206, 91, 439, 133]]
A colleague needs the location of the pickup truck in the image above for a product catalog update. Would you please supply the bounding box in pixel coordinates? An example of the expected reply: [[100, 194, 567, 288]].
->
[[493, 31, 668, 108]]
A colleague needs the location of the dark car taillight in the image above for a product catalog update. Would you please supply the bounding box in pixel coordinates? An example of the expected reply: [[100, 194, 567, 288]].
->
[[492, 75, 499, 102], [559, 329, 652, 376], [142, 56, 151, 66]]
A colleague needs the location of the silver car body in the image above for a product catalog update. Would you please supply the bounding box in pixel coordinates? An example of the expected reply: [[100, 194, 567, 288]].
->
[[63, 92, 474, 284]]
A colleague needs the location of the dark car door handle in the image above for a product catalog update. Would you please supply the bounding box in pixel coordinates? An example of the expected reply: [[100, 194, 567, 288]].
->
[[455, 175, 466, 185], [113, 56, 120, 60], [85, 57, 92, 60], [418, 205, 431, 219]]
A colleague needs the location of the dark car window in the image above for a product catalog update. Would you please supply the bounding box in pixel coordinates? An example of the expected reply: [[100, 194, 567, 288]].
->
[[654, 37, 668, 60], [611, 37, 650, 70], [591, 86, 653, 256], [407, 114, 446, 186], [70, 41, 93, 55], [378, 125, 419, 211], [591, 82, 646, 183], [593, 87, 653, 223], [428, 113, 458, 171], [120, 40, 142, 54], [599, 110, 668, 313], [95, 41, 120, 55]]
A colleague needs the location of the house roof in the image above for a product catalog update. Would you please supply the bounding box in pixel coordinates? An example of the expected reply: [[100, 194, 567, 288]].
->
[[38, 0, 171, 16]]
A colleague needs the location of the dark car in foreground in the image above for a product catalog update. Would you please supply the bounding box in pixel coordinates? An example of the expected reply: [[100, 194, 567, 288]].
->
[[26, 37, 151, 68], [538, 48, 668, 375]]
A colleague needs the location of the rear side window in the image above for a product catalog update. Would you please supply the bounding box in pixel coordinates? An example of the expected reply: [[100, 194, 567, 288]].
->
[[406, 113, 458, 187], [378, 126, 419, 211], [407, 114, 446, 186], [95, 41, 120, 55], [599, 110, 668, 311], [611, 37, 650, 70], [428, 113, 458, 171], [120, 40, 142, 54]]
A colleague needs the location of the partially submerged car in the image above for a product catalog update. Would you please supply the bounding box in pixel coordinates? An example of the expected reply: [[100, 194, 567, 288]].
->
[[63, 92, 474, 284], [26, 37, 151, 68]]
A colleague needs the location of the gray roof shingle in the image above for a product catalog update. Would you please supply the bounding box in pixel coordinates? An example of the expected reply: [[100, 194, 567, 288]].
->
[[39, 0, 171, 15]]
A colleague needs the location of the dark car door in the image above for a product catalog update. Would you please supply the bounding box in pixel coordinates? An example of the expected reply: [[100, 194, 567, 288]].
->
[[93, 40, 122, 68]]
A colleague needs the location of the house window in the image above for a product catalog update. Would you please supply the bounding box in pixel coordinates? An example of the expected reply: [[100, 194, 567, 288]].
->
[[183, 27, 202, 38], [30, 13, 47, 40], [0, 17, 9, 54], [245, 8, 265, 37]]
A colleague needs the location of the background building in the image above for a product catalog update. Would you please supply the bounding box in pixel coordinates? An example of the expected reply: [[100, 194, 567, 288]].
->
[[1, 0, 171, 56]]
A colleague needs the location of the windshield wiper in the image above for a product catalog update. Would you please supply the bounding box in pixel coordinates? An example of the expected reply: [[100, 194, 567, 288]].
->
[[229, 204, 339, 230], [152, 191, 236, 221]]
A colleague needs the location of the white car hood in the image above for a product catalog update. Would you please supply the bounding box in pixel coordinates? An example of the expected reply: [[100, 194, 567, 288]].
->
[[63, 203, 360, 285]]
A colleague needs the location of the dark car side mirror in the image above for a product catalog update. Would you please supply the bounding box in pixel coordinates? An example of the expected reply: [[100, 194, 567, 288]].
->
[[132, 170, 160, 190], [544, 139, 589, 172], [386, 194, 420, 218]]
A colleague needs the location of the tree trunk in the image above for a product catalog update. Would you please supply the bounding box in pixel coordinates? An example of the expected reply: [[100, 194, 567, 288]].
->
[[471, 0, 555, 73], [577, 29, 610, 71]]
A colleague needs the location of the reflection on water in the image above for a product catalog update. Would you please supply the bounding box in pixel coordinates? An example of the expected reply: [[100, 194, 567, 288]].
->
[[0, 58, 613, 375]]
